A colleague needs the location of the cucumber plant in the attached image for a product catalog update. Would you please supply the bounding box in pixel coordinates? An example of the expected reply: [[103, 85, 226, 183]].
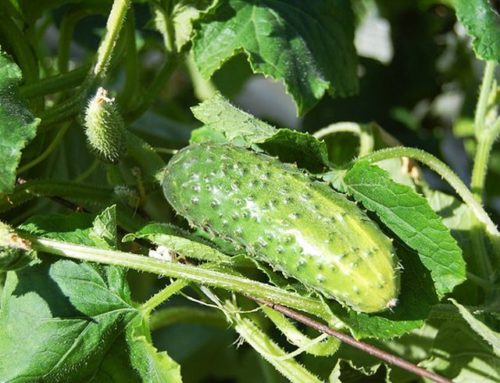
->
[[0, 1, 499, 383], [163, 144, 400, 313]]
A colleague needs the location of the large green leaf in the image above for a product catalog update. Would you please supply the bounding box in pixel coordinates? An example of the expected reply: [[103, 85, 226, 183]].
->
[[192, 0, 358, 113], [0, 208, 182, 382], [0, 51, 39, 194], [421, 317, 500, 382], [343, 160, 466, 298], [171, 0, 217, 51], [454, 0, 500, 61], [0, 259, 140, 382], [450, 299, 500, 355], [127, 318, 183, 383], [190, 94, 329, 171], [190, 92, 277, 145]]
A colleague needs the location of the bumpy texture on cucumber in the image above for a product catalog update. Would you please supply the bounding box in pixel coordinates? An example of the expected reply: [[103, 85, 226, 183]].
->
[[84, 87, 126, 164], [162, 144, 400, 313]]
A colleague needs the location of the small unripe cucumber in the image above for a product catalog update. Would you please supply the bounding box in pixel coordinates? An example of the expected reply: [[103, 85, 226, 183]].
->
[[84, 87, 126, 164], [162, 144, 400, 313]]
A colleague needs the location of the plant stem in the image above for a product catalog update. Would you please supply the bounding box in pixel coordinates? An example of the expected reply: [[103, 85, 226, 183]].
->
[[0, 180, 114, 213], [469, 62, 500, 282], [40, 1, 130, 131], [141, 280, 189, 314], [0, 11, 39, 85], [471, 224, 495, 284], [19, 64, 90, 99], [17, 123, 71, 174], [126, 55, 179, 121], [313, 122, 374, 156], [58, 9, 102, 73], [361, 147, 498, 236], [26, 236, 328, 317], [74, 159, 100, 183], [228, 301, 323, 383], [471, 61, 498, 200], [471, 133, 496, 199], [474, 61, 496, 139], [93, 0, 131, 79], [154, 147, 178, 155], [118, 11, 140, 110], [254, 299, 452, 383], [261, 305, 339, 357], [38, 95, 82, 131]]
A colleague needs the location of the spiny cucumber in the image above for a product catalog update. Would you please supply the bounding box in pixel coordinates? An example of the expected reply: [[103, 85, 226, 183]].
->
[[84, 87, 126, 164], [162, 144, 400, 313]]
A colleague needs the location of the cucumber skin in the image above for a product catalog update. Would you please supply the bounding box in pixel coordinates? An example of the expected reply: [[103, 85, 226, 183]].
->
[[162, 144, 400, 313]]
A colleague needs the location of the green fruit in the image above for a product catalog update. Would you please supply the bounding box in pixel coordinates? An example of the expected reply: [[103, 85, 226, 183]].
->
[[162, 144, 400, 313], [84, 87, 126, 164]]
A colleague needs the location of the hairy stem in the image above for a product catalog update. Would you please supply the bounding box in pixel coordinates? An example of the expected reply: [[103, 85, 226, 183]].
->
[[255, 299, 452, 383], [26, 236, 327, 317], [474, 61, 496, 139], [93, 0, 131, 79], [141, 280, 189, 314], [228, 301, 323, 383], [471, 61, 498, 200], [471, 132, 497, 199], [19, 64, 90, 99], [0, 180, 114, 213], [38, 95, 82, 131], [74, 159, 100, 183]]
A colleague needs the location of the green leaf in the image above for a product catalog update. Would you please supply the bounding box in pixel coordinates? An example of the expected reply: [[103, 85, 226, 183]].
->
[[330, 345, 382, 378], [0, 51, 39, 194], [122, 223, 252, 266], [190, 92, 277, 146], [0, 260, 140, 382], [19, 212, 95, 245], [384, 322, 440, 383], [258, 129, 330, 173], [90, 205, 118, 249], [420, 317, 500, 383], [343, 160, 466, 298], [190, 93, 329, 171], [127, 318, 183, 383], [454, 0, 500, 61], [450, 299, 500, 355], [123, 222, 239, 266], [189, 125, 228, 144], [424, 190, 477, 266], [51, 260, 134, 317], [171, 0, 217, 52], [2, 210, 181, 382], [192, 0, 358, 113]]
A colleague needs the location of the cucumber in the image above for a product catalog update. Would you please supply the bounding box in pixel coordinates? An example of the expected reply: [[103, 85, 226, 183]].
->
[[84, 87, 126, 164], [162, 144, 400, 313]]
